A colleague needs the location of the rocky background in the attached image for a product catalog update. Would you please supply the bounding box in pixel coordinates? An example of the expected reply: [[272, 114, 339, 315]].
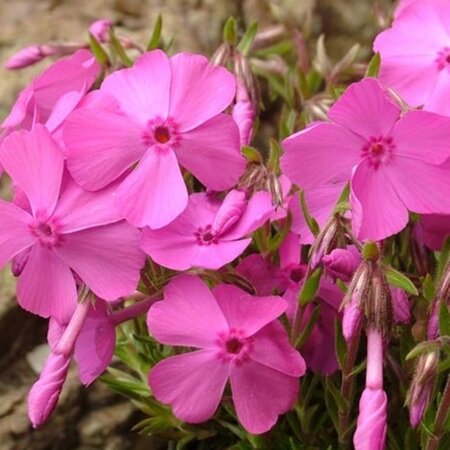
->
[[0, 1, 393, 448]]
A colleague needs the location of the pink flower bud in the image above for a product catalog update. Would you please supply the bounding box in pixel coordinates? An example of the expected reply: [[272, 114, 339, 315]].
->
[[5, 45, 55, 70], [232, 81, 255, 147], [212, 190, 247, 236], [427, 301, 439, 340], [342, 294, 363, 342], [323, 247, 361, 282], [391, 287, 411, 324], [409, 382, 433, 428], [89, 19, 113, 43], [354, 387, 388, 450], [27, 353, 70, 428]]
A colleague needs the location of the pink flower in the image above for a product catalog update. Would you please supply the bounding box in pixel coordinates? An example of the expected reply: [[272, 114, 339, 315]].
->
[[63, 50, 246, 229], [281, 78, 450, 241], [1, 49, 99, 133], [147, 275, 305, 434], [374, 0, 450, 115], [0, 125, 145, 322], [141, 190, 273, 270]]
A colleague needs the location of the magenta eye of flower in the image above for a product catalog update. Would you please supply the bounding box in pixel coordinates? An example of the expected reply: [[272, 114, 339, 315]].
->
[[361, 136, 395, 169], [194, 225, 218, 246], [225, 337, 244, 354], [30, 219, 60, 247], [37, 222, 53, 236], [154, 126, 171, 144], [289, 267, 305, 283], [435, 47, 450, 70]]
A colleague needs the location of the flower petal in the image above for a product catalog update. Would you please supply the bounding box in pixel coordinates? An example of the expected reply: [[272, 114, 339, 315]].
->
[[0, 125, 63, 217], [169, 53, 235, 131], [149, 350, 229, 423], [175, 114, 245, 190], [0, 199, 35, 266], [423, 69, 450, 116], [101, 50, 171, 124], [17, 245, 77, 322], [250, 322, 306, 376], [281, 122, 362, 191], [213, 284, 287, 337], [55, 222, 144, 301], [147, 275, 229, 348], [64, 104, 145, 191], [351, 161, 409, 241], [116, 147, 188, 228], [230, 359, 299, 434], [328, 78, 401, 138]]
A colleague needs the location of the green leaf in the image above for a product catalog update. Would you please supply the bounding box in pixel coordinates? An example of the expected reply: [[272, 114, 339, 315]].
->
[[437, 237, 450, 280], [299, 268, 322, 305], [406, 341, 441, 361], [241, 145, 262, 163], [268, 139, 282, 174], [147, 14, 163, 50], [109, 28, 132, 67], [295, 304, 321, 348], [325, 378, 347, 411], [237, 21, 258, 56], [365, 52, 381, 77], [88, 33, 109, 66], [223, 16, 237, 45], [439, 301, 450, 336], [299, 191, 320, 237], [335, 320, 346, 371], [384, 265, 419, 296], [423, 274, 436, 302]]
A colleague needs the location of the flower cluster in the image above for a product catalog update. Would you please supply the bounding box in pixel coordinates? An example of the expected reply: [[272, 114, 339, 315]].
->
[[1, 2, 450, 448]]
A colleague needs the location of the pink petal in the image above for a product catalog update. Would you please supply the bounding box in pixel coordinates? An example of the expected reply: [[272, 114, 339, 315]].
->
[[328, 78, 400, 138], [74, 301, 115, 385], [147, 275, 229, 348], [175, 114, 245, 190], [17, 244, 77, 322], [0, 199, 35, 266], [64, 104, 145, 190], [213, 284, 287, 337], [45, 89, 86, 134], [230, 360, 299, 434], [279, 232, 301, 269], [53, 176, 122, 233], [423, 69, 450, 116], [351, 162, 409, 241], [169, 53, 236, 131], [0, 125, 63, 217], [1, 86, 34, 128], [55, 222, 144, 301], [225, 191, 274, 240], [387, 158, 450, 215], [281, 122, 362, 191], [149, 350, 229, 423], [101, 50, 170, 124], [116, 147, 188, 228], [250, 322, 306, 376], [421, 214, 450, 250], [391, 110, 450, 165]]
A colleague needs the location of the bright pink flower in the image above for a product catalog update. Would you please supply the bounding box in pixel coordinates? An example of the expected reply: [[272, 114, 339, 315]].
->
[[0, 125, 145, 322], [1, 49, 99, 133], [63, 50, 246, 228], [281, 78, 450, 241], [354, 328, 387, 450], [374, 0, 450, 115], [141, 190, 273, 270], [147, 275, 305, 434]]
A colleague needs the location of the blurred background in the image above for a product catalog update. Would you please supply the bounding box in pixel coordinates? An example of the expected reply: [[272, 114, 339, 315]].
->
[[0, 0, 393, 448]]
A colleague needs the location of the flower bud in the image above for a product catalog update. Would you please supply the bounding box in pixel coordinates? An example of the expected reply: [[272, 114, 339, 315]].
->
[[407, 350, 439, 427], [391, 287, 411, 324], [367, 267, 393, 337], [27, 353, 70, 428], [212, 190, 247, 236], [232, 81, 255, 147], [323, 247, 361, 282], [89, 19, 113, 43], [5, 45, 55, 70]]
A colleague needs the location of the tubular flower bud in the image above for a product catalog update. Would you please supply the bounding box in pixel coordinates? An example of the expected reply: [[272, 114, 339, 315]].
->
[[407, 350, 439, 427], [232, 81, 255, 147], [428, 261, 450, 340], [323, 246, 361, 282], [5, 45, 55, 70], [89, 19, 113, 43], [212, 190, 248, 236]]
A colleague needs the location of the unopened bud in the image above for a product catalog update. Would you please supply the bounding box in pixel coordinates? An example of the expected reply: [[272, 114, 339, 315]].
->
[[323, 247, 361, 282], [232, 81, 255, 147], [367, 267, 393, 336], [211, 43, 231, 66], [391, 287, 411, 324], [89, 19, 113, 43], [212, 190, 247, 236], [5, 45, 55, 70]]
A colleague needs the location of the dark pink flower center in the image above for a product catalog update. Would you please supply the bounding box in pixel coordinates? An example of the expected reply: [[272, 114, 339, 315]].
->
[[435, 47, 450, 70], [142, 117, 179, 148], [29, 218, 60, 247], [361, 136, 395, 169], [195, 225, 219, 245], [216, 329, 252, 365], [289, 266, 305, 283]]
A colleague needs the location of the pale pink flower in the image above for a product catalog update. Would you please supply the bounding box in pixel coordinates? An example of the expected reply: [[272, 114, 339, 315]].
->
[[147, 275, 305, 434], [281, 78, 450, 241], [0, 126, 145, 322], [63, 50, 246, 229], [141, 190, 273, 270], [374, 0, 450, 115]]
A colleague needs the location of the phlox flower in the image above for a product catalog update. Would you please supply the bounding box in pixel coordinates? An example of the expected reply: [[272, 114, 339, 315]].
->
[[374, 0, 450, 115], [0, 125, 145, 322], [281, 78, 450, 241], [147, 275, 305, 434], [141, 190, 273, 270], [63, 50, 246, 229]]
